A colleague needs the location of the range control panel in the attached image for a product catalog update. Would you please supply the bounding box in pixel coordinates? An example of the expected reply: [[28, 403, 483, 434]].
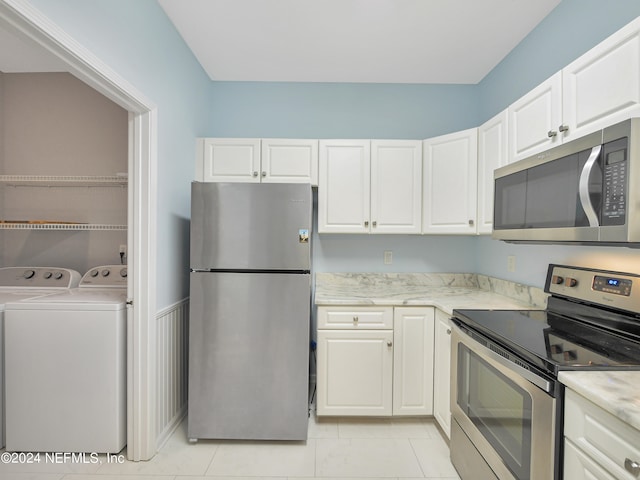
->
[[0, 267, 81, 288], [80, 265, 128, 288], [546, 264, 640, 314]]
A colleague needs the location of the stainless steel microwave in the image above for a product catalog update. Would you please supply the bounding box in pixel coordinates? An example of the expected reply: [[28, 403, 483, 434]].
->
[[493, 118, 640, 246]]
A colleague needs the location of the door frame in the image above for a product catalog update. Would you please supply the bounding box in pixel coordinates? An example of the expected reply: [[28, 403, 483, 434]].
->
[[0, 0, 158, 460]]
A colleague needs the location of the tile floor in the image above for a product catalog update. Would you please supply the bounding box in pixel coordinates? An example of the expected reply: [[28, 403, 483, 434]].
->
[[0, 412, 460, 480]]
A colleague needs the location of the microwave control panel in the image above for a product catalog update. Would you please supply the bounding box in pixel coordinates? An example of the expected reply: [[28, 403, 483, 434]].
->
[[601, 137, 627, 226]]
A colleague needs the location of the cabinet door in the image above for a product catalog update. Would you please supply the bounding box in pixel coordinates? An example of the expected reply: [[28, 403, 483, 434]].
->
[[196, 138, 261, 182], [508, 72, 563, 162], [371, 140, 422, 234], [317, 329, 393, 416], [392, 307, 434, 416], [423, 128, 478, 234], [564, 439, 617, 480], [477, 110, 509, 234], [318, 140, 371, 233], [261, 139, 319, 185], [433, 310, 452, 438], [563, 17, 640, 141]]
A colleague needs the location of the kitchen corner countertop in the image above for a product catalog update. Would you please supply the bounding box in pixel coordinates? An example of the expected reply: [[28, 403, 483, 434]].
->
[[314, 272, 547, 315], [559, 371, 640, 432]]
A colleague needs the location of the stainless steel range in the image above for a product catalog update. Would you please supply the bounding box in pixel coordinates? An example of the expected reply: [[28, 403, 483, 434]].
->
[[450, 264, 640, 480]]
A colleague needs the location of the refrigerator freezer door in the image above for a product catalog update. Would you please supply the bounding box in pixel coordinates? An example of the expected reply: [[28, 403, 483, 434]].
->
[[190, 182, 311, 271], [188, 271, 310, 440]]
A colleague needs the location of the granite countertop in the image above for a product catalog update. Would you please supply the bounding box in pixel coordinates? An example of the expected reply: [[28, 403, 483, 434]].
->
[[559, 371, 640, 432], [315, 272, 547, 315]]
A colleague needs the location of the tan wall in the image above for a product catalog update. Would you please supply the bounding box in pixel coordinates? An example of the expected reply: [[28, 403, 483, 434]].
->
[[0, 72, 128, 273]]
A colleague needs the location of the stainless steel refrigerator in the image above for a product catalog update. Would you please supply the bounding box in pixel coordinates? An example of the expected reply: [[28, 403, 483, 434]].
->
[[188, 181, 311, 441]]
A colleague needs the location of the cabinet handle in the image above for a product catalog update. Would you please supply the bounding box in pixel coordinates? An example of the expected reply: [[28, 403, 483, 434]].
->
[[446, 329, 451, 335], [547, 130, 557, 138], [387, 341, 392, 347], [261, 171, 267, 177], [353, 316, 359, 323], [372, 221, 377, 227], [625, 458, 640, 476], [364, 221, 369, 227], [559, 124, 569, 133], [252, 171, 258, 177]]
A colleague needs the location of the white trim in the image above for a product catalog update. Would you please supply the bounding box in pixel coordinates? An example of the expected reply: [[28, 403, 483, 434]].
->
[[0, 0, 158, 460]]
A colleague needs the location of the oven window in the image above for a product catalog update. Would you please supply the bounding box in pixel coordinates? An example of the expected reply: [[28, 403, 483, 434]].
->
[[457, 344, 533, 479]]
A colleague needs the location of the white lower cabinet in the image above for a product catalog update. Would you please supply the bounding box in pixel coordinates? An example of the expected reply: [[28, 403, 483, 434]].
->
[[563, 388, 640, 479], [433, 309, 452, 438], [317, 329, 394, 416], [316, 306, 434, 417], [393, 307, 434, 416]]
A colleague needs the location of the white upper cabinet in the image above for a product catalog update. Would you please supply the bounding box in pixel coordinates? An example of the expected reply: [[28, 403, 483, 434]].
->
[[196, 138, 318, 185], [508, 17, 640, 163], [477, 109, 509, 234], [261, 139, 319, 184], [318, 140, 422, 234], [508, 72, 563, 163], [562, 17, 640, 141], [196, 138, 261, 183], [318, 140, 371, 233], [423, 128, 478, 234], [371, 141, 422, 234]]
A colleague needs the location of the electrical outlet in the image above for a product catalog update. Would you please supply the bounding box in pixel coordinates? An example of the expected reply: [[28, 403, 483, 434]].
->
[[507, 255, 516, 272], [384, 250, 393, 265]]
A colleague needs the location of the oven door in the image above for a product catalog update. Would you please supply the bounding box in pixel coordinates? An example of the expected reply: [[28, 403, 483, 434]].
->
[[450, 324, 559, 480]]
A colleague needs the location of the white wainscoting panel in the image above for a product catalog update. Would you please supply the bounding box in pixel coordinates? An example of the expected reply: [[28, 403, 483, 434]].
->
[[155, 298, 189, 448]]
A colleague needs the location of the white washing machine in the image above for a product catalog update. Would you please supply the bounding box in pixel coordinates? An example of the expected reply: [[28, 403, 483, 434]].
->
[[0, 267, 81, 450], [4, 265, 127, 453]]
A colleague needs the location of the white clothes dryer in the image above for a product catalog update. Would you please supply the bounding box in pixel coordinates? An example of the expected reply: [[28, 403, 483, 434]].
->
[[0, 267, 81, 450], [4, 265, 127, 453]]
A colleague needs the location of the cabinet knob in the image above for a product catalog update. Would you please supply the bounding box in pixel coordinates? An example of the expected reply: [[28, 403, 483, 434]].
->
[[547, 130, 558, 138], [261, 171, 267, 177], [364, 221, 369, 227], [372, 221, 377, 227], [625, 458, 640, 476], [446, 329, 451, 335], [252, 171, 258, 177], [353, 316, 359, 323], [468, 219, 474, 226], [387, 341, 392, 347], [559, 124, 569, 133]]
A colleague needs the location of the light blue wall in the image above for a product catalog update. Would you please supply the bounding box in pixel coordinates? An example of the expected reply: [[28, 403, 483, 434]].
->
[[478, 0, 640, 121], [211, 82, 479, 139], [23, 0, 640, 295], [475, 0, 640, 287], [28, 0, 212, 307]]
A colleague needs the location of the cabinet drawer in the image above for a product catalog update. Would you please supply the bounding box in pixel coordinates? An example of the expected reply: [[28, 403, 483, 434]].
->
[[564, 438, 617, 480], [564, 388, 640, 479], [317, 306, 393, 329]]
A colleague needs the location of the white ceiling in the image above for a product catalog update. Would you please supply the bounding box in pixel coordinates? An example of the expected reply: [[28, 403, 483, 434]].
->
[[0, 0, 561, 83], [158, 0, 561, 84]]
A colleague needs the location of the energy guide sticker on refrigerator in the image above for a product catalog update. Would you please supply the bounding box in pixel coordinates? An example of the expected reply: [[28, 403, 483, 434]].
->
[[188, 182, 312, 441]]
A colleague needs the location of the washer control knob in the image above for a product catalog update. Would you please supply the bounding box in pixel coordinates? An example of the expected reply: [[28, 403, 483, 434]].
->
[[120, 268, 127, 278], [90, 269, 99, 277], [54, 272, 63, 280], [565, 277, 578, 287], [43, 272, 53, 279], [23, 270, 35, 279], [551, 275, 564, 285], [101, 269, 110, 277]]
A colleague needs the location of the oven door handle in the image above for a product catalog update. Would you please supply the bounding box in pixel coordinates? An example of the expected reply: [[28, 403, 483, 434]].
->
[[454, 324, 554, 394]]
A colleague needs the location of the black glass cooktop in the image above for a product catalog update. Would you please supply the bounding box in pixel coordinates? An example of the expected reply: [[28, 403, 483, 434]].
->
[[453, 304, 640, 375]]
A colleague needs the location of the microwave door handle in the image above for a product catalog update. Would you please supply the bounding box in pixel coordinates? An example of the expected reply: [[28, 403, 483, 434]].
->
[[578, 145, 602, 227]]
